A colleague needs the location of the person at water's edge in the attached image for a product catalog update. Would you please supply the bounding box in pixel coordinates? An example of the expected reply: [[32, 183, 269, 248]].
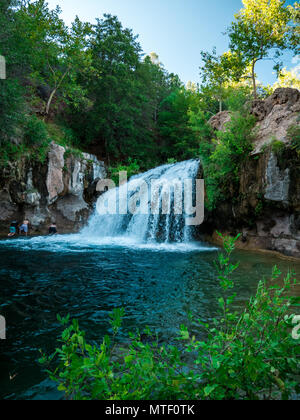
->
[[49, 223, 58, 235], [8, 221, 18, 237], [19, 220, 29, 236]]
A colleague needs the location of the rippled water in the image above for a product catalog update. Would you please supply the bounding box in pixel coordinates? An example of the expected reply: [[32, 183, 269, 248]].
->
[[0, 235, 299, 400]]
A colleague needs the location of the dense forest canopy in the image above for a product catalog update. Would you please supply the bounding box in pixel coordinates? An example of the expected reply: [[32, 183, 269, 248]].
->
[[0, 0, 299, 176]]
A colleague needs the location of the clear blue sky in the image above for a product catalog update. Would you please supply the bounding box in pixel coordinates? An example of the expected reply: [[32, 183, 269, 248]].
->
[[47, 0, 297, 86]]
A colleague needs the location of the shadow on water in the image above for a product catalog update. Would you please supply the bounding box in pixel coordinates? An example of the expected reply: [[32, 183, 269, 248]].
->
[[0, 236, 299, 399]]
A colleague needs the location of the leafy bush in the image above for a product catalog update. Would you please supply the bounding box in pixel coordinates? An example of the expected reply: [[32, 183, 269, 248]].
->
[[47, 123, 81, 149], [223, 86, 252, 112], [109, 159, 141, 186], [287, 124, 300, 155], [199, 112, 256, 209], [64, 147, 84, 161], [0, 79, 25, 147], [24, 116, 49, 147], [0, 142, 27, 167], [0, 112, 51, 166], [40, 234, 300, 400], [271, 139, 286, 155], [23, 115, 51, 162]]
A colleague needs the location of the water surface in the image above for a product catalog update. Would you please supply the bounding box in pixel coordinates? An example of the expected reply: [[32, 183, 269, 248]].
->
[[0, 235, 299, 400]]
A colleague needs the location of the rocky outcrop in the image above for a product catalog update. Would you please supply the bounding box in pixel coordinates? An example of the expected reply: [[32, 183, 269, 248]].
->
[[204, 88, 300, 258], [208, 111, 232, 131], [0, 143, 106, 235], [201, 147, 300, 258], [250, 88, 300, 154], [209, 88, 300, 152], [47, 143, 65, 204]]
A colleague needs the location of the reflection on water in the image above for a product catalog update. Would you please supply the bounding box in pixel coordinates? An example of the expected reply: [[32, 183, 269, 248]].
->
[[0, 235, 299, 400]]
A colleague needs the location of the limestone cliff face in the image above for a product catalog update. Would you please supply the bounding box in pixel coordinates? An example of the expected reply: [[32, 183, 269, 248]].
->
[[0, 143, 106, 235], [204, 88, 300, 258]]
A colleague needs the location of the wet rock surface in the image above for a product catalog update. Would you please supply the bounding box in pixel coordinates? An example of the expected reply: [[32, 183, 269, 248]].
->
[[0, 143, 106, 235]]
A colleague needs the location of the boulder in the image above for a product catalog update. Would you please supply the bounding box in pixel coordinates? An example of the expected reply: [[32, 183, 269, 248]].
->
[[251, 88, 300, 153], [46, 143, 65, 204], [208, 111, 231, 131]]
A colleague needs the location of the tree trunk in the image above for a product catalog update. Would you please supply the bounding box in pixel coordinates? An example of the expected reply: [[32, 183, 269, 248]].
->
[[252, 61, 257, 100], [45, 88, 57, 115], [45, 68, 69, 116], [219, 99, 223, 113]]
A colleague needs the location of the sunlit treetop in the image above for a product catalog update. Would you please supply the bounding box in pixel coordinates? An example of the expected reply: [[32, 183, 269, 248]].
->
[[227, 0, 298, 97], [200, 48, 247, 111], [275, 67, 300, 89]]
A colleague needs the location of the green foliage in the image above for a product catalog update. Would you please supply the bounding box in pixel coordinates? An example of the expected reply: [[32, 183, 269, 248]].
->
[[77, 14, 156, 163], [23, 115, 51, 162], [185, 264, 299, 400], [289, 1, 300, 53], [46, 123, 80, 149], [255, 201, 264, 216], [227, 0, 297, 98], [0, 79, 25, 147], [287, 124, 300, 155], [41, 234, 300, 400], [109, 159, 141, 186], [0, 0, 297, 179], [24, 115, 49, 147], [13, 1, 93, 115], [213, 112, 255, 170], [64, 146, 84, 161], [158, 88, 202, 161], [200, 48, 246, 111], [0, 113, 52, 166], [0, 142, 28, 168], [167, 158, 177, 165], [199, 112, 256, 209], [271, 139, 286, 155], [223, 86, 252, 112]]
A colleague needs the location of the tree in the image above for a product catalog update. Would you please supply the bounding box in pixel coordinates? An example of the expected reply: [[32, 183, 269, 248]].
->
[[289, 1, 300, 53], [141, 54, 180, 124], [200, 49, 246, 112], [44, 17, 93, 115], [227, 0, 297, 99], [0, 0, 28, 76], [15, 1, 93, 116], [0, 0, 26, 147], [274, 67, 300, 89], [149, 52, 161, 66], [158, 87, 201, 161], [86, 14, 146, 162], [64, 15, 183, 167]]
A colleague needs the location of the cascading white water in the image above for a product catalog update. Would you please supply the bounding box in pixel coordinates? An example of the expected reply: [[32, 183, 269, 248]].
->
[[82, 159, 201, 244]]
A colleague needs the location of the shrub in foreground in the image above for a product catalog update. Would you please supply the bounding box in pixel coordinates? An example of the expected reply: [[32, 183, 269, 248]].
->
[[40, 234, 300, 400]]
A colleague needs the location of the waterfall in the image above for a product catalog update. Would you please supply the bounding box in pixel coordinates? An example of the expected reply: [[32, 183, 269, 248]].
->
[[82, 159, 201, 244]]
